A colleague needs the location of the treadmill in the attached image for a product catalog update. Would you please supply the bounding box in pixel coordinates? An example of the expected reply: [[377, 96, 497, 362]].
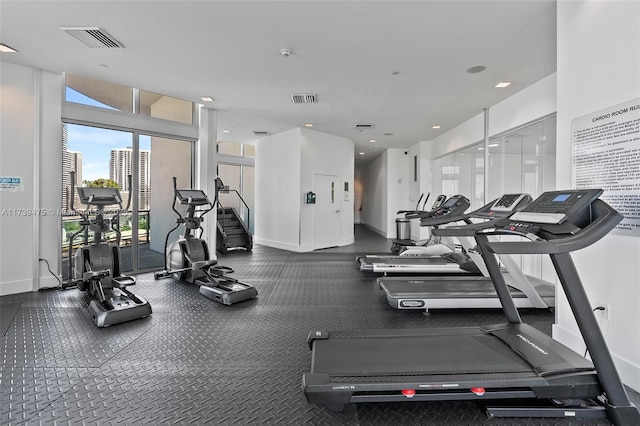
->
[[378, 193, 555, 312], [358, 195, 476, 274], [303, 189, 640, 424]]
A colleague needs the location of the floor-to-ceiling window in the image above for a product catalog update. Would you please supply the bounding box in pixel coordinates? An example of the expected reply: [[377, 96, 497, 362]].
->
[[62, 74, 197, 277]]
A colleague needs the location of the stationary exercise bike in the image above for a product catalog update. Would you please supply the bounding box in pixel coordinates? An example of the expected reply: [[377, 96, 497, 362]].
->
[[154, 177, 258, 305], [67, 173, 152, 327]]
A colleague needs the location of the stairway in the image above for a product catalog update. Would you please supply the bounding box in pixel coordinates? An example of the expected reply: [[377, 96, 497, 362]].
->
[[216, 207, 253, 254]]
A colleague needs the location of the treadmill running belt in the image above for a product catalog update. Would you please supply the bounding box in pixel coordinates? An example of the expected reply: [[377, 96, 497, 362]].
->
[[311, 333, 532, 377]]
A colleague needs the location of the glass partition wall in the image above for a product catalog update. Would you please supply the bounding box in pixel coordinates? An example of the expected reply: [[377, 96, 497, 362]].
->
[[431, 144, 485, 210], [486, 117, 556, 201], [430, 114, 557, 281], [431, 115, 556, 208], [487, 116, 557, 282]]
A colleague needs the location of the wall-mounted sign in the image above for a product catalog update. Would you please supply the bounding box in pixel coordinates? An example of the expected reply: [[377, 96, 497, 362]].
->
[[0, 176, 23, 192], [572, 98, 640, 236]]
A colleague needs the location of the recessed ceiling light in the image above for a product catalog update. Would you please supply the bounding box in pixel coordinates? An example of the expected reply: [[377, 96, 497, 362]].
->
[[495, 82, 512, 88], [467, 65, 485, 74], [432, 125, 441, 129], [201, 96, 215, 102], [369, 139, 376, 143], [0, 43, 18, 53], [359, 152, 365, 155], [489, 143, 499, 147], [222, 129, 231, 134], [305, 123, 314, 128]]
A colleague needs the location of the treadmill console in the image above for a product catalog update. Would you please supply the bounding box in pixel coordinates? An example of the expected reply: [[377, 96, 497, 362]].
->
[[468, 193, 532, 220], [77, 187, 123, 206], [430, 194, 447, 210], [176, 189, 210, 206], [510, 189, 603, 224], [491, 193, 530, 212], [431, 195, 469, 217], [497, 189, 604, 236]]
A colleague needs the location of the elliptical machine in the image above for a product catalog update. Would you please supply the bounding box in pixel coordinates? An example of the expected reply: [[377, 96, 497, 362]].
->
[[154, 177, 258, 305], [67, 172, 152, 327]]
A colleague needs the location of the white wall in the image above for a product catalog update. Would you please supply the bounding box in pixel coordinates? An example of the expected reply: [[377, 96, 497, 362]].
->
[[386, 149, 411, 239], [1, 63, 62, 295], [354, 169, 363, 224], [299, 128, 355, 249], [360, 151, 388, 236], [360, 149, 411, 239], [255, 128, 301, 250], [255, 127, 354, 251], [554, 0, 640, 391]]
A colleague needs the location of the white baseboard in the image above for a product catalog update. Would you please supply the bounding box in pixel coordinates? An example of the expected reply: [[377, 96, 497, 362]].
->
[[253, 237, 309, 253], [0, 278, 34, 296], [361, 223, 386, 238]]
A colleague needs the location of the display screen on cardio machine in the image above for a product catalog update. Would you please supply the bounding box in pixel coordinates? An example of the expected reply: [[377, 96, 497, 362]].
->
[[77, 187, 122, 204], [490, 193, 528, 212], [510, 189, 603, 225], [177, 189, 210, 205], [439, 197, 460, 209]]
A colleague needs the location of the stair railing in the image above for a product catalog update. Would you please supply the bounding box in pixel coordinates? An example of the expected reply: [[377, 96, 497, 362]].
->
[[217, 187, 250, 234]]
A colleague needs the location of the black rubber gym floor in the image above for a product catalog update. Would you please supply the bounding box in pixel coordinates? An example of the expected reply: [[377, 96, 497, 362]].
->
[[1, 226, 637, 425]]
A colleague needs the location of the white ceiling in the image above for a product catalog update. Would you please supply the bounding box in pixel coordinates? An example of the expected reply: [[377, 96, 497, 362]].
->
[[0, 0, 557, 166]]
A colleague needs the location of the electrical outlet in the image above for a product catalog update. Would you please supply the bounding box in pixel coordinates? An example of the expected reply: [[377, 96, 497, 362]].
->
[[595, 303, 610, 320]]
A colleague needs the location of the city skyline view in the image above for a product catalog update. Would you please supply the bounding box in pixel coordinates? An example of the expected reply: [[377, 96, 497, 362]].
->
[[65, 88, 151, 183]]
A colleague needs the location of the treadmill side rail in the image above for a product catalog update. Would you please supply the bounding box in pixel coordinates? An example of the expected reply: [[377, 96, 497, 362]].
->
[[483, 323, 595, 376]]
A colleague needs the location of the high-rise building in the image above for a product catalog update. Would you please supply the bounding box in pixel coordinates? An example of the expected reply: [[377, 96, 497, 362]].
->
[[62, 124, 83, 210], [110, 147, 151, 210]]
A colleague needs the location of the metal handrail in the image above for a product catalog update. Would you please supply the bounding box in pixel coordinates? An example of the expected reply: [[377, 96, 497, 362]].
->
[[217, 188, 250, 233]]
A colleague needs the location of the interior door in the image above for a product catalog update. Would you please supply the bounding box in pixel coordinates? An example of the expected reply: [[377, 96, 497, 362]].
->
[[313, 174, 341, 249]]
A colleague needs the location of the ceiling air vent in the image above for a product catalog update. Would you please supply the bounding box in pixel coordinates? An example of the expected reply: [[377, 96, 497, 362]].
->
[[60, 27, 124, 48], [290, 93, 317, 104], [253, 131, 270, 136], [354, 123, 374, 129]]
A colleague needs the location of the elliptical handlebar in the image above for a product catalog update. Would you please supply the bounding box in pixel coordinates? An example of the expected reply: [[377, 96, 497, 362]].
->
[[171, 177, 183, 222], [420, 192, 431, 211], [125, 174, 132, 211]]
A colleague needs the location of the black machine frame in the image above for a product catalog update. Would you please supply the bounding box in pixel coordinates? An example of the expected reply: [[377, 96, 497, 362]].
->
[[66, 172, 152, 327], [303, 189, 640, 424], [154, 177, 258, 305]]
